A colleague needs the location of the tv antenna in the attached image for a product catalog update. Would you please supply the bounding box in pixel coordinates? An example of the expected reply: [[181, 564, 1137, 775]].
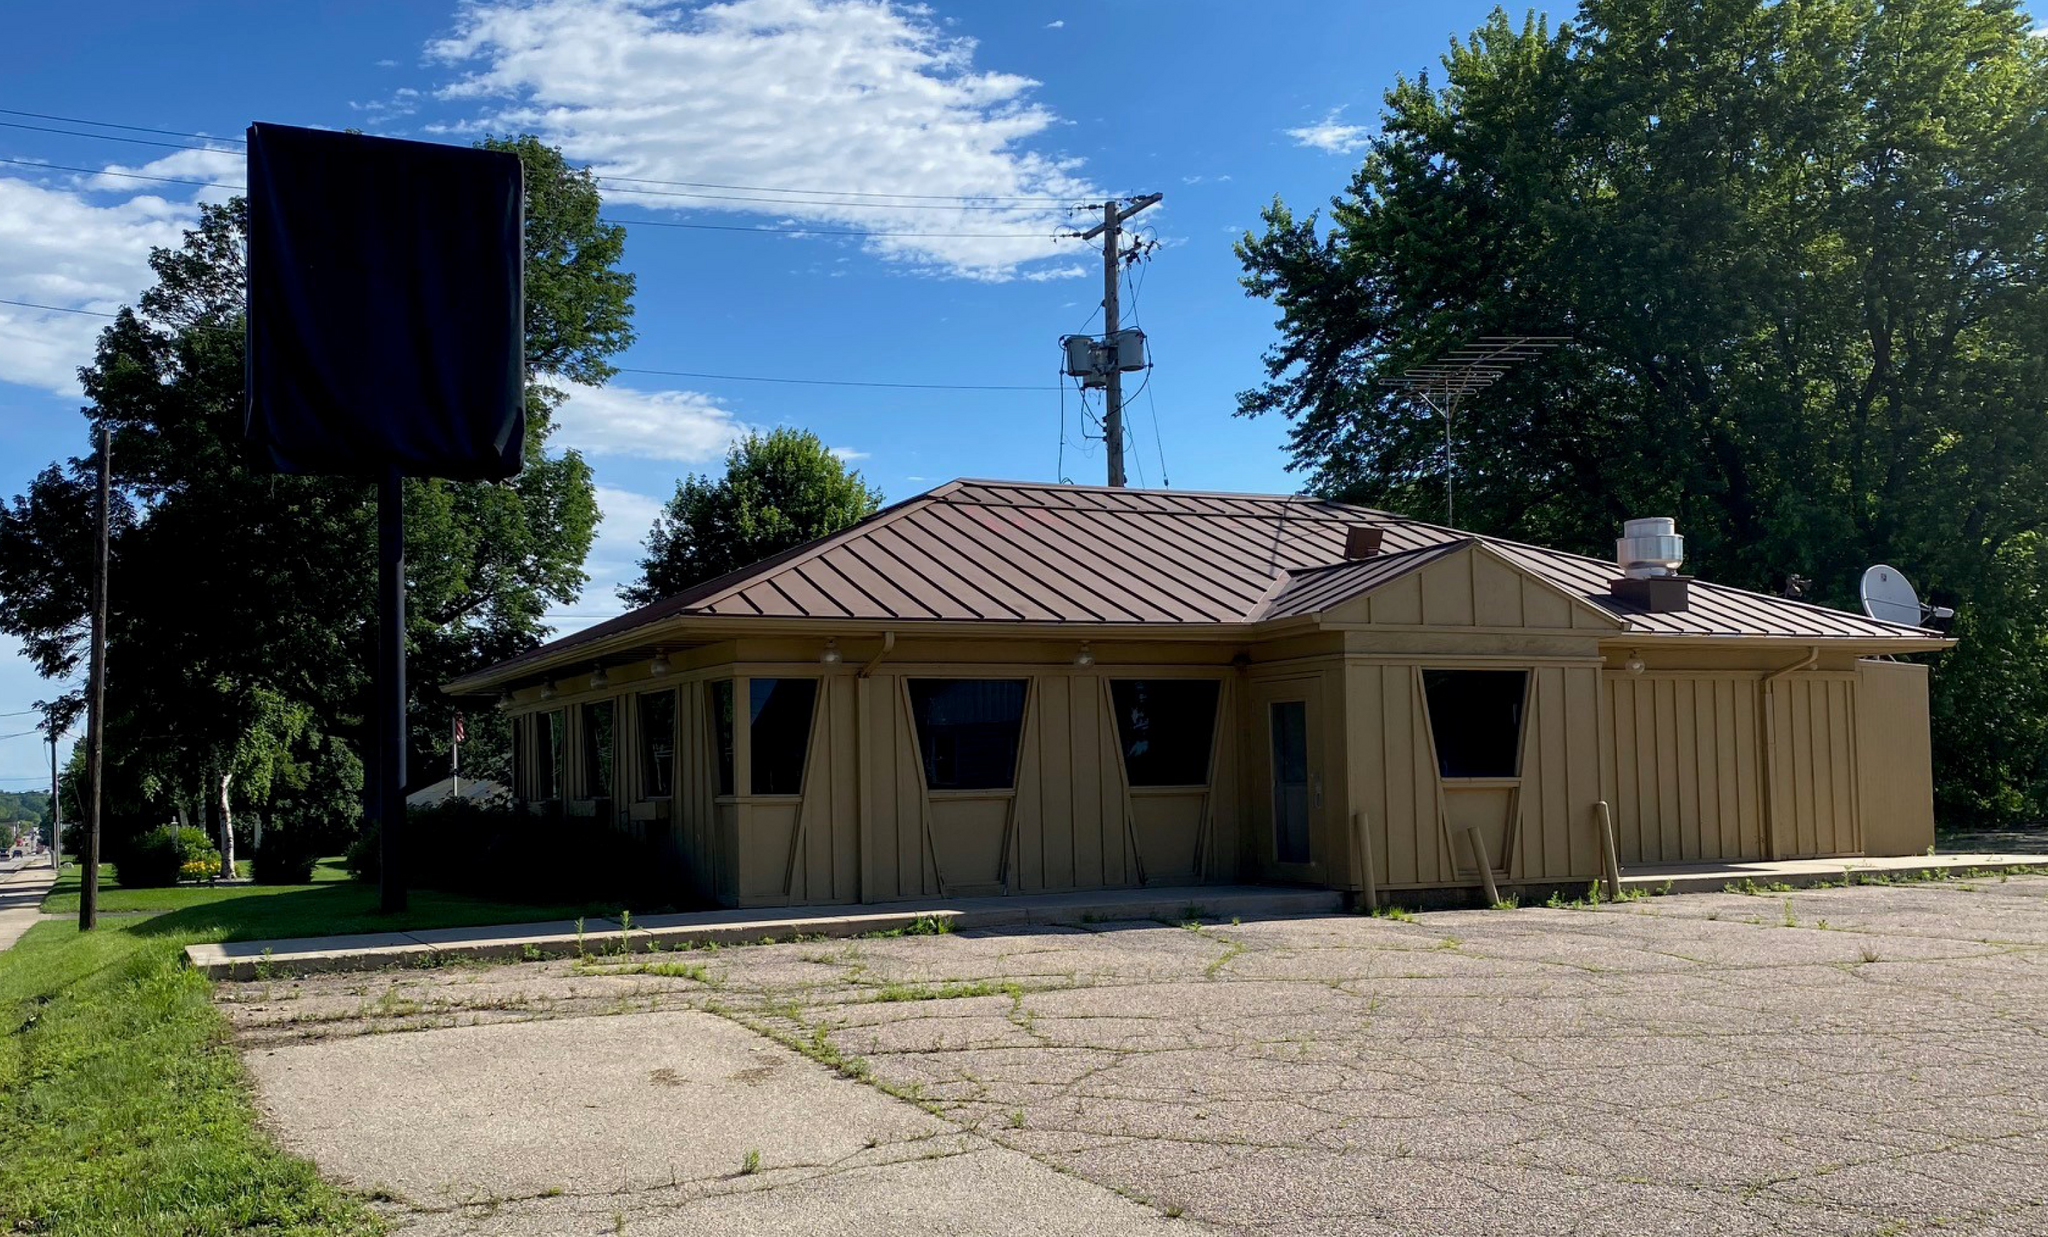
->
[[1377, 335, 1566, 525], [1859, 564, 1954, 629]]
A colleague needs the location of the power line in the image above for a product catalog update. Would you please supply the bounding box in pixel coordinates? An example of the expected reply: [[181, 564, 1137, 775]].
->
[[597, 181, 1090, 213], [0, 119, 231, 154], [600, 215, 1075, 240], [4, 295, 1064, 391], [617, 366, 1056, 392], [0, 156, 237, 190]]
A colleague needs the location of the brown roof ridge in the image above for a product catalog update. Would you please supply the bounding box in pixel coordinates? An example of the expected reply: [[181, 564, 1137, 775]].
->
[[950, 477, 1403, 518], [1278, 537, 1469, 577]]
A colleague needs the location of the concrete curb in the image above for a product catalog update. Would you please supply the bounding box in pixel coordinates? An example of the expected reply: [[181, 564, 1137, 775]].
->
[[1618, 853, 2048, 896], [184, 887, 1346, 980]]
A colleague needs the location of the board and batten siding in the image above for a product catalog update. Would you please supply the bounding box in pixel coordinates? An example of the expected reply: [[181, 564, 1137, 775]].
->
[[1600, 673, 1767, 864], [1854, 658, 1935, 856], [1346, 661, 1605, 891], [1764, 673, 1862, 859]]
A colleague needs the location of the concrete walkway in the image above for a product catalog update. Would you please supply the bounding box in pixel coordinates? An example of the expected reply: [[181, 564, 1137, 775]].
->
[[0, 857, 59, 952], [186, 885, 1343, 980], [1620, 850, 2048, 894]]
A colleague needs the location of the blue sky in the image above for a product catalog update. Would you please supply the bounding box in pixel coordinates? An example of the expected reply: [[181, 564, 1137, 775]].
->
[[0, 0, 1523, 786]]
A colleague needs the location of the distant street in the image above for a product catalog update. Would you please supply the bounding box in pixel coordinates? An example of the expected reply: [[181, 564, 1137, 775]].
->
[[0, 855, 57, 951]]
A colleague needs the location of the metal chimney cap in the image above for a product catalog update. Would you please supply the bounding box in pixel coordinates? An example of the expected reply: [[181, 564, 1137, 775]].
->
[[1617, 516, 1684, 580]]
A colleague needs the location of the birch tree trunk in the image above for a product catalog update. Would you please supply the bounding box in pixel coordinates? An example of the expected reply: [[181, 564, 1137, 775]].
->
[[218, 770, 236, 879]]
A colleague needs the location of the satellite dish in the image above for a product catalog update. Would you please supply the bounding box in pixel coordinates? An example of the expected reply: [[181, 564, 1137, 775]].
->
[[1860, 564, 1953, 628]]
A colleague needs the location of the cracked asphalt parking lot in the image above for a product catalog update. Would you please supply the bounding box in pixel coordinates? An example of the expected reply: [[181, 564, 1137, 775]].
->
[[221, 875, 2048, 1235]]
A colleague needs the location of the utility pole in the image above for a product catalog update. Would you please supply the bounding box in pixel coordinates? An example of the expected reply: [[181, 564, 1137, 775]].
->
[[1074, 193, 1161, 487], [79, 426, 109, 931], [46, 721, 59, 869]]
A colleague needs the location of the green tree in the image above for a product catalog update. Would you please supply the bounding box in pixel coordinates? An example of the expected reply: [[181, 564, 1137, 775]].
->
[[0, 134, 632, 856], [1236, 0, 2048, 826], [625, 428, 884, 605]]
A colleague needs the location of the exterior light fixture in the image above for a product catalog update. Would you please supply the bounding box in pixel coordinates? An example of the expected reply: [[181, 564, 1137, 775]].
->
[[588, 665, 610, 690], [820, 638, 842, 665], [1624, 650, 1646, 676], [648, 651, 671, 676], [1074, 642, 1095, 667], [538, 682, 557, 701], [495, 689, 512, 710]]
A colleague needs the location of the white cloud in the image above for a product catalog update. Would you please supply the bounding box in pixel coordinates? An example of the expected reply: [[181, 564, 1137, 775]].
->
[[1286, 108, 1372, 155], [550, 380, 750, 462], [1045, 19, 1064, 28], [426, 0, 1098, 281], [0, 171, 205, 396], [579, 483, 666, 614], [828, 446, 869, 462]]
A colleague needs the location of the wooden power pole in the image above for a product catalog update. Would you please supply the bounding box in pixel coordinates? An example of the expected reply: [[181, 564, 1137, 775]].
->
[[79, 426, 109, 931], [1075, 193, 1161, 487]]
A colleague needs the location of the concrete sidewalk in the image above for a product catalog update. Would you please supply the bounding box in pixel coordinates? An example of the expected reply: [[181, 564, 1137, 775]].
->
[[0, 858, 59, 952], [185, 884, 1343, 979], [1619, 849, 2048, 894]]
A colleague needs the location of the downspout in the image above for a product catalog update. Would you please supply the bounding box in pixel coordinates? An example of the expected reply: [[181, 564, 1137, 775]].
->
[[855, 632, 895, 904], [1759, 646, 1820, 859]]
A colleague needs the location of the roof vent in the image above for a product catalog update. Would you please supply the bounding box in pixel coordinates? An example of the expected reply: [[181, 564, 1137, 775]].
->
[[1343, 526, 1386, 560], [1616, 517, 1684, 578], [1610, 517, 1691, 612]]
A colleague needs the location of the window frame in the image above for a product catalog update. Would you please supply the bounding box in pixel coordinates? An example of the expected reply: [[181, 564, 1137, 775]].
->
[[637, 688, 676, 800], [580, 698, 617, 801], [1109, 678, 1224, 789], [710, 679, 736, 798], [907, 677, 1031, 793], [746, 676, 821, 798], [537, 709, 565, 802], [1420, 668, 1531, 780]]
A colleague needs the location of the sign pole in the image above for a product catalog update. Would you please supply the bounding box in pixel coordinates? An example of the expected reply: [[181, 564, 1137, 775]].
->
[[377, 468, 407, 913]]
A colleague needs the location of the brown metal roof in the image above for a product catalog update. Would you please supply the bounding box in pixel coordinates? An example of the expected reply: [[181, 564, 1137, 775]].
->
[[454, 479, 1941, 689]]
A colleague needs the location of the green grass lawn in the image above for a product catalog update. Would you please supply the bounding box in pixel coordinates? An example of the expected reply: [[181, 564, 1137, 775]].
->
[[1, 862, 620, 1235]]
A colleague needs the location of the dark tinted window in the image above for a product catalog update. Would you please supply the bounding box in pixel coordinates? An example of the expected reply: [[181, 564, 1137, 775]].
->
[[711, 680, 735, 796], [539, 710, 563, 800], [750, 678, 819, 795], [1422, 670, 1528, 778], [909, 679, 1028, 791], [511, 715, 527, 799], [1111, 680, 1221, 786], [639, 690, 675, 798], [581, 700, 615, 798]]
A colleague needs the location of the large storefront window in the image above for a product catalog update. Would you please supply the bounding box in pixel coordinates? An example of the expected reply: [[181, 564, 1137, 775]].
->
[[581, 700, 615, 798], [1110, 679, 1221, 787], [1421, 669, 1528, 778], [638, 690, 675, 798], [750, 678, 819, 795], [908, 679, 1028, 791]]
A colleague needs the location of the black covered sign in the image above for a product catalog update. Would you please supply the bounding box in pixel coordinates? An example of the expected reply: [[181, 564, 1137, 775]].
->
[[246, 123, 524, 480]]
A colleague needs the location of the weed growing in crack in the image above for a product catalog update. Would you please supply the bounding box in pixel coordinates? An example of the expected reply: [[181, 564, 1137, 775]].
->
[[739, 1148, 761, 1176], [1008, 1109, 1026, 1129]]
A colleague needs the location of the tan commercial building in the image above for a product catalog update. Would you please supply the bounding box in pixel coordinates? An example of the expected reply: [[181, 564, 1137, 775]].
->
[[447, 480, 1950, 908]]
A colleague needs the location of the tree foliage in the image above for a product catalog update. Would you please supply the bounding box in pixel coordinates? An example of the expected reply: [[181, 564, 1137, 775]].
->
[[625, 428, 884, 606], [0, 135, 631, 854], [1236, 0, 2048, 826]]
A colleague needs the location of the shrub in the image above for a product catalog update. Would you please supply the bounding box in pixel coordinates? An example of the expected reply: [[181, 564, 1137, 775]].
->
[[344, 799, 675, 910], [116, 825, 219, 888], [252, 830, 318, 885]]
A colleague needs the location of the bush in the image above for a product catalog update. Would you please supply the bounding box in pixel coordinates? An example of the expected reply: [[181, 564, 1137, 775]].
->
[[343, 825, 379, 883], [252, 830, 318, 885], [344, 799, 676, 909], [115, 824, 219, 888]]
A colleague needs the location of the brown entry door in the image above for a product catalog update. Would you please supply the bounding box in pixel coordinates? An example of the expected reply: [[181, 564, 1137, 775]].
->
[[1252, 679, 1322, 878]]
